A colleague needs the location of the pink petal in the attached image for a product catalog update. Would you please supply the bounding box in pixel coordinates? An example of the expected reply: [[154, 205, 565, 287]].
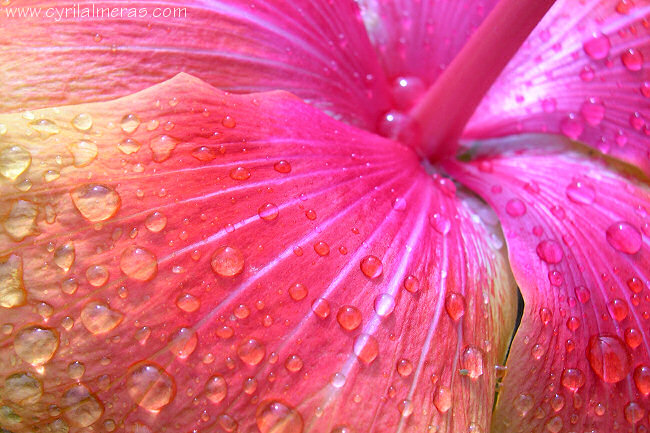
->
[[468, 0, 650, 174], [0, 75, 516, 433], [355, 0, 499, 87], [0, 0, 390, 128], [445, 135, 650, 433]]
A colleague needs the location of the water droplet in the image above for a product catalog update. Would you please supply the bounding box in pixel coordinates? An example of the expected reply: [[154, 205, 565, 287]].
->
[[149, 135, 178, 162], [29, 119, 60, 137], [274, 160, 291, 173], [337, 306, 362, 331], [3, 372, 42, 404], [53, 242, 75, 272], [120, 245, 158, 281], [461, 346, 484, 379], [205, 375, 227, 403], [574, 286, 591, 304], [176, 293, 200, 312], [633, 365, 650, 394], [430, 213, 451, 235], [560, 114, 583, 140], [169, 327, 197, 359], [403, 275, 419, 293], [360, 255, 383, 279], [0, 254, 26, 308], [566, 181, 595, 205], [545, 415, 562, 433], [62, 384, 103, 427], [85, 265, 109, 287], [445, 292, 466, 321], [289, 283, 308, 301], [606, 221, 642, 254], [353, 333, 379, 364], [330, 372, 346, 388], [505, 199, 526, 217], [67, 361, 85, 380], [259, 203, 279, 221], [117, 138, 142, 155], [80, 301, 123, 335], [68, 140, 98, 167], [587, 334, 631, 383], [4, 200, 38, 241], [71, 184, 121, 222], [211, 246, 244, 277], [624, 401, 644, 424], [285, 355, 303, 372], [392, 76, 425, 110], [256, 400, 304, 433], [374, 293, 395, 317], [621, 48, 644, 71], [536, 240, 563, 263], [392, 197, 407, 211], [0, 145, 31, 180], [230, 166, 251, 180], [434, 386, 452, 413], [72, 113, 93, 131], [580, 98, 605, 126], [120, 114, 141, 134], [314, 241, 330, 256], [311, 298, 330, 318], [608, 298, 628, 321], [624, 327, 642, 348], [237, 338, 265, 365], [513, 393, 534, 416], [560, 368, 585, 391], [127, 362, 175, 411], [583, 32, 611, 59], [13, 325, 58, 365], [396, 359, 413, 377], [222, 115, 236, 129], [145, 211, 167, 232]]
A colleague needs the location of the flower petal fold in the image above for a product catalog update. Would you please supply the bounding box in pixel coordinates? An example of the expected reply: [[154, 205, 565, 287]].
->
[[468, 0, 650, 174], [0, 74, 516, 433], [0, 0, 390, 128], [446, 135, 650, 433]]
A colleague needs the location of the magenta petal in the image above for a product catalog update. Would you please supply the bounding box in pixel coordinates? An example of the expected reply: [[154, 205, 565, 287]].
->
[[355, 0, 500, 88], [0, 75, 516, 433], [468, 0, 650, 174], [446, 135, 650, 433], [0, 0, 390, 128]]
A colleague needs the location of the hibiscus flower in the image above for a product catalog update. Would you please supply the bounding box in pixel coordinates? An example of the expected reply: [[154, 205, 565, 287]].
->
[[0, 0, 649, 432]]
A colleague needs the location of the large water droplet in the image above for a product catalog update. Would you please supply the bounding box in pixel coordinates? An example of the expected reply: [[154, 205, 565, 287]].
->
[[505, 199, 526, 217], [461, 346, 484, 379], [374, 294, 395, 317], [71, 184, 121, 222], [583, 32, 611, 59], [560, 368, 585, 391], [120, 245, 158, 281], [80, 302, 123, 335], [127, 362, 175, 411], [566, 181, 595, 205], [237, 338, 265, 365], [145, 211, 167, 232], [205, 375, 227, 403], [3, 372, 43, 404], [256, 400, 304, 433], [62, 384, 103, 427], [633, 365, 650, 395], [433, 386, 452, 413], [536, 240, 564, 263], [211, 246, 244, 277], [4, 200, 38, 241], [85, 265, 109, 287], [150, 135, 178, 162], [0, 254, 25, 308], [580, 98, 605, 126], [0, 145, 31, 180], [230, 166, 251, 180], [445, 292, 466, 321], [118, 138, 142, 155], [621, 48, 644, 71], [176, 293, 200, 312], [586, 334, 631, 383], [72, 113, 93, 131], [513, 393, 534, 416], [168, 327, 197, 359], [13, 325, 59, 365], [68, 140, 98, 167], [120, 114, 141, 134], [259, 203, 279, 221], [605, 221, 642, 254]]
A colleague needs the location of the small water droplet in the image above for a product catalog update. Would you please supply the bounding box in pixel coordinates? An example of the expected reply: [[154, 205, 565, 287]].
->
[[560, 368, 585, 391], [117, 138, 142, 155], [311, 298, 330, 318], [71, 113, 93, 131], [360, 255, 383, 279], [176, 293, 200, 312], [120, 245, 158, 281], [566, 181, 595, 205], [222, 115, 236, 128], [4, 200, 38, 241], [445, 292, 466, 321], [120, 114, 141, 134], [285, 355, 303, 373], [211, 245, 245, 277], [434, 386, 452, 413], [580, 98, 605, 126], [205, 375, 227, 403], [80, 301, 123, 335], [430, 213, 451, 235], [583, 32, 611, 59], [85, 265, 109, 287], [0, 254, 25, 308], [633, 365, 650, 394], [560, 114, 584, 140], [374, 293, 395, 317], [461, 346, 484, 379], [127, 362, 175, 411], [314, 241, 330, 256], [513, 393, 534, 416], [337, 306, 362, 331], [259, 203, 279, 221], [237, 338, 265, 365], [150, 135, 178, 162], [403, 275, 419, 293], [274, 160, 291, 173], [169, 327, 197, 359], [29, 119, 60, 137], [71, 184, 121, 222], [621, 48, 644, 71], [289, 283, 308, 301], [505, 199, 526, 217], [0, 146, 31, 180], [536, 240, 563, 263], [256, 400, 303, 433], [396, 359, 413, 377], [606, 221, 642, 254], [230, 166, 251, 180], [353, 333, 379, 364]]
